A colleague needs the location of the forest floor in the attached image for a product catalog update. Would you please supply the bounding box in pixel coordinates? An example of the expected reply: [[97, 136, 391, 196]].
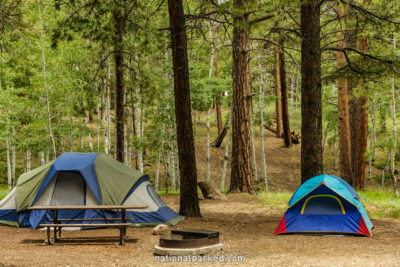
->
[[0, 194, 400, 266], [1, 116, 400, 266]]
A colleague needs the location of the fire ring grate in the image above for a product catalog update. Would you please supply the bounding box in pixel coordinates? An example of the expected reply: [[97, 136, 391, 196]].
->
[[154, 229, 223, 256]]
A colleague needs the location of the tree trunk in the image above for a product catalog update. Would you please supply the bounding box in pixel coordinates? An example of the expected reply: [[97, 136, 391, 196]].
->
[[368, 104, 376, 180], [113, 3, 124, 163], [135, 91, 144, 173], [300, 0, 323, 183], [167, 0, 200, 216], [274, 45, 283, 138], [221, 110, 232, 192], [38, 151, 45, 166], [279, 43, 291, 148], [96, 97, 101, 152], [259, 74, 268, 192], [250, 108, 258, 182], [211, 23, 223, 134], [229, 0, 255, 194], [6, 136, 12, 190], [350, 97, 368, 189], [155, 155, 161, 191], [26, 149, 31, 172], [206, 108, 211, 181], [391, 34, 398, 196], [335, 2, 353, 184], [198, 180, 226, 200], [350, 36, 368, 190], [38, 0, 56, 159], [84, 116, 94, 152], [11, 128, 16, 186]]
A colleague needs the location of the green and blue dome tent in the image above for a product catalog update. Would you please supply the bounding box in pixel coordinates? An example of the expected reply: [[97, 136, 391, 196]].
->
[[274, 174, 372, 236], [0, 152, 184, 229]]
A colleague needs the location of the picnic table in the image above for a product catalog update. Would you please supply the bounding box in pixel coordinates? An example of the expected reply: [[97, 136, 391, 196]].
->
[[27, 205, 148, 245]]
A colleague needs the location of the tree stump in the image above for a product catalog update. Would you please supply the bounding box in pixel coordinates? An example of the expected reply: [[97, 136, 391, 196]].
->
[[197, 181, 227, 200]]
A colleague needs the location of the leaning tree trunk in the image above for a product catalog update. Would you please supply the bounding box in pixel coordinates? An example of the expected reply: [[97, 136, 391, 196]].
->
[[113, 3, 125, 163], [278, 43, 291, 148], [167, 0, 200, 216], [274, 45, 283, 138], [211, 23, 223, 134], [229, 0, 255, 194], [300, 0, 323, 183], [221, 110, 232, 192]]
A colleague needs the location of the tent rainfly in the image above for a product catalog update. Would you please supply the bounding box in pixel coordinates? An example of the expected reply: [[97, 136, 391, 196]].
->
[[274, 174, 373, 236], [0, 152, 184, 229]]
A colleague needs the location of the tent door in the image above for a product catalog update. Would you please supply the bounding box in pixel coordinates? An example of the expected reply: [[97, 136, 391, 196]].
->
[[50, 171, 86, 206]]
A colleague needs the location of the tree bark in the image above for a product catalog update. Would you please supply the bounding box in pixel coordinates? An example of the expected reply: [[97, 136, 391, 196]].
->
[[336, 3, 353, 184], [198, 180, 226, 200], [229, 0, 255, 194], [206, 108, 211, 180], [167, 0, 201, 216], [259, 73, 268, 192], [278, 43, 291, 148], [349, 35, 368, 190], [300, 0, 323, 183], [274, 45, 283, 138], [391, 34, 398, 196], [210, 22, 223, 134], [26, 149, 31, 172], [113, 3, 124, 163]]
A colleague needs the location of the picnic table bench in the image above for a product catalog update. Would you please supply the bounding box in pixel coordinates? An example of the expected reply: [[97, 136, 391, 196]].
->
[[28, 205, 148, 245]]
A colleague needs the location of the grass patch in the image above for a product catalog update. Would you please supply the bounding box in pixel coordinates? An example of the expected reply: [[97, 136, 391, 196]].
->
[[0, 185, 8, 200], [357, 190, 400, 219], [157, 190, 180, 195], [257, 191, 292, 210], [257, 189, 400, 219]]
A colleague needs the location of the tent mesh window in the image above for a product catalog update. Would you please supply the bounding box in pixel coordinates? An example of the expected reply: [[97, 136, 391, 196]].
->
[[146, 184, 166, 207], [301, 195, 345, 215]]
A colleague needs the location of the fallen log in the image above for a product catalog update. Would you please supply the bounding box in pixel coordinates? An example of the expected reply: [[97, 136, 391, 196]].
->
[[197, 180, 227, 200]]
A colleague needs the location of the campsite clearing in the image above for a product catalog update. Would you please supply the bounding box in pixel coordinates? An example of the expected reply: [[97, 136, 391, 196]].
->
[[0, 194, 399, 266]]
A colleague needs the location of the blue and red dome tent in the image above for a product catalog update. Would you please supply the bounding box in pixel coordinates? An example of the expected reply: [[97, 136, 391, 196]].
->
[[274, 174, 373, 236]]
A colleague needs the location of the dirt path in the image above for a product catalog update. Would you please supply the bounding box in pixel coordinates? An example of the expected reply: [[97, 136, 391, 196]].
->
[[0, 195, 399, 266]]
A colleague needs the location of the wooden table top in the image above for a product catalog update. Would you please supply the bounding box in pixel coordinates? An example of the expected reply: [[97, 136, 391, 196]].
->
[[27, 205, 148, 210]]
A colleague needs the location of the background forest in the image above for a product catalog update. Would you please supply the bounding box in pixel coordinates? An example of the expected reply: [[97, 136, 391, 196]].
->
[[1, 0, 400, 217]]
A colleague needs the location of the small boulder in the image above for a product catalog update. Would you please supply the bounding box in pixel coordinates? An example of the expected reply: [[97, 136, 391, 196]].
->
[[152, 224, 169, 235]]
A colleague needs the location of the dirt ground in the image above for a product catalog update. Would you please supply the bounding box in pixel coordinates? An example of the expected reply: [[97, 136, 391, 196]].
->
[[0, 194, 400, 267]]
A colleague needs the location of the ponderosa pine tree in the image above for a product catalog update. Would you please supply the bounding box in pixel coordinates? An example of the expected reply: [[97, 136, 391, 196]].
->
[[229, 0, 255, 194], [167, 0, 201, 216], [274, 44, 283, 138], [300, 0, 323, 183]]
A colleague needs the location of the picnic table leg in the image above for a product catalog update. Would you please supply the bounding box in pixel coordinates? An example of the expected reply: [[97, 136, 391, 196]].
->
[[119, 227, 124, 245], [47, 227, 52, 245], [122, 209, 127, 238], [53, 210, 58, 242]]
